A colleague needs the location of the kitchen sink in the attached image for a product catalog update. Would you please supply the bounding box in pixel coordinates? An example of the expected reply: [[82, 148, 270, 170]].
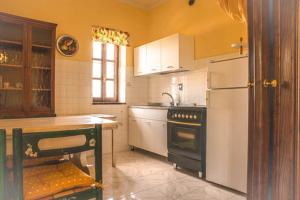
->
[[147, 102, 170, 107]]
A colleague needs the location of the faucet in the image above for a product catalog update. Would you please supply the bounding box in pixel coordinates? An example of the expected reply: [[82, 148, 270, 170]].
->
[[162, 92, 175, 107]]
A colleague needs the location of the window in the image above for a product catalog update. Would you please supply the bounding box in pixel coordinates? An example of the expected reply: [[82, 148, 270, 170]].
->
[[92, 42, 119, 103]]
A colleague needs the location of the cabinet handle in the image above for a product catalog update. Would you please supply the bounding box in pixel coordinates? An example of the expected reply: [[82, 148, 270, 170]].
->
[[152, 68, 157, 71], [167, 66, 174, 69]]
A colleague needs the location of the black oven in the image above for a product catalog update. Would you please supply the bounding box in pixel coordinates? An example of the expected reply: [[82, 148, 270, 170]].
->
[[167, 107, 206, 177]]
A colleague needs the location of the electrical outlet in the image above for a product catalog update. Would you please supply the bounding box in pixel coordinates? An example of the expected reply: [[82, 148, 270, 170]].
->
[[178, 83, 183, 91]]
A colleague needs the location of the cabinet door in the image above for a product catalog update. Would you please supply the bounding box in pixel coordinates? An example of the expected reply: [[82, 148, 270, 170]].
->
[[146, 41, 161, 73], [28, 24, 55, 116], [129, 117, 141, 148], [141, 119, 168, 156], [139, 119, 153, 151], [161, 34, 179, 72], [134, 45, 147, 76], [0, 19, 25, 118], [152, 121, 168, 156]]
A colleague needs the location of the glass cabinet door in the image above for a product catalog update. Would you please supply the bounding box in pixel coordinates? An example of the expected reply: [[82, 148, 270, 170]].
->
[[0, 20, 24, 113], [30, 26, 53, 111]]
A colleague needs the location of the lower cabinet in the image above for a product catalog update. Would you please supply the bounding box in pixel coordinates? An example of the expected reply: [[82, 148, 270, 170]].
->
[[129, 116, 167, 157]]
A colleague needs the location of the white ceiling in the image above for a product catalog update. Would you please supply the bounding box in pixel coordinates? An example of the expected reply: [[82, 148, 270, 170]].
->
[[120, 0, 167, 9]]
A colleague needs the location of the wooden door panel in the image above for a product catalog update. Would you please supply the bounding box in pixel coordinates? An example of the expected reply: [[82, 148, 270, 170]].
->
[[248, 0, 300, 199]]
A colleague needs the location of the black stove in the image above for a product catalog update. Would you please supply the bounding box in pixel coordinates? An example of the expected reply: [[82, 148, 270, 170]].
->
[[167, 106, 207, 178]]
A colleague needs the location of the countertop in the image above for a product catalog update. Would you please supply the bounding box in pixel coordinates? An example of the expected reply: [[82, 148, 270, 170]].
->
[[129, 105, 171, 110], [129, 105, 207, 110], [0, 115, 118, 135]]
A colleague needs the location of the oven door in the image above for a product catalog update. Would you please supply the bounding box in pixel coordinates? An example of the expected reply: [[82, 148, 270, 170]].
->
[[167, 120, 204, 160]]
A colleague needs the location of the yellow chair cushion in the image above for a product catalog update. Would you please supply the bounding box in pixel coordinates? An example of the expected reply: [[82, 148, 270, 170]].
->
[[23, 161, 98, 200]]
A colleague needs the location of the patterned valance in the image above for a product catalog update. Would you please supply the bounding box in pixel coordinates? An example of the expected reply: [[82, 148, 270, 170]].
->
[[217, 0, 247, 23], [92, 26, 129, 46]]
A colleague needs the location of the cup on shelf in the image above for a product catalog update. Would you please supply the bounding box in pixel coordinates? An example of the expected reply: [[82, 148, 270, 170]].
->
[[15, 82, 23, 89], [3, 82, 10, 89]]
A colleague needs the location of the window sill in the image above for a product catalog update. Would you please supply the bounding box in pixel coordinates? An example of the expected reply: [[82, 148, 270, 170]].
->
[[92, 102, 127, 105]]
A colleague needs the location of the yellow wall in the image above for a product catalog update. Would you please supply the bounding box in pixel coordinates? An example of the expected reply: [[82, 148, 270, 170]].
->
[[0, 0, 149, 65], [0, 0, 247, 64], [147, 0, 248, 59]]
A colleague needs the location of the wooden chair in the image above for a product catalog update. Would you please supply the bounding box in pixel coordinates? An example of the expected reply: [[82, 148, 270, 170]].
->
[[0, 129, 6, 200], [12, 125, 102, 200]]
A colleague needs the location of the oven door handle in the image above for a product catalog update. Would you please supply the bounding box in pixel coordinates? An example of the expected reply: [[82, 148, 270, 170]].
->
[[167, 120, 202, 127]]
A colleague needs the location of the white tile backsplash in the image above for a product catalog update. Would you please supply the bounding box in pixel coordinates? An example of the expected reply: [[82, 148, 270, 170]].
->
[[55, 59, 148, 153], [148, 68, 208, 106]]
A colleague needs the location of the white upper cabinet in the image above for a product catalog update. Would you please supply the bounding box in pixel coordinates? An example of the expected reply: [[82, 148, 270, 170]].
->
[[161, 34, 180, 72], [162, 34, 194, 72], [146, 40, 161, 73], [134, 33, 194, 76], [134, 45, 147, 76]]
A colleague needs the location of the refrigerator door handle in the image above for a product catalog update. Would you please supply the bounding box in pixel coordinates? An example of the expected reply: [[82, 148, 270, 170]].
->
[[247, 80, 255, 88], [207, 72, 212, 89], [206, 90, 210, 107]]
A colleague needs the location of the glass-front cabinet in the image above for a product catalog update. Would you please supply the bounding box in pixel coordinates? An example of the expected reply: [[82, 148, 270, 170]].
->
[[0, 12, 56, 118]]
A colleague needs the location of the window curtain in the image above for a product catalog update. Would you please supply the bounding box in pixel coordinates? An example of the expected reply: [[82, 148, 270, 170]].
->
[[217, 0, 247, 23], [92, 26, 129, 46]]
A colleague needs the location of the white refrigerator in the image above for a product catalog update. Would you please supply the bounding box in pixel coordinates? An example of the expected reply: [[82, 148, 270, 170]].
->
[[206, 56, 248, 193]]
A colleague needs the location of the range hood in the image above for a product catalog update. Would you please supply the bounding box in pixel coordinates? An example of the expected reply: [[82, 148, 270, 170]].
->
[[159, 67, 190, 75]]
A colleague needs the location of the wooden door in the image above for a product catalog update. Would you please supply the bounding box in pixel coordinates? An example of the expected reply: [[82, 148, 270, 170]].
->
[[247, 0, 300, 199]]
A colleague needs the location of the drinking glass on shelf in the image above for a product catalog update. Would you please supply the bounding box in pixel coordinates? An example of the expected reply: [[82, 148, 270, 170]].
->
[[41, 53, 47, 68], [14, 54, 20, 65], [32, 53, 37, 67], [5, 50, 11, 64], [38, 53, 43, 67]]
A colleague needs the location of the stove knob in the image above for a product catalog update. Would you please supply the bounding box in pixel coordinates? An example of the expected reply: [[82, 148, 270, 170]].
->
[[175, 114, 178, 118], [185, 114, 189, 119], [189, 115, 193, 119], [193, 115, 197, 119], [178, 114, 182, 118]]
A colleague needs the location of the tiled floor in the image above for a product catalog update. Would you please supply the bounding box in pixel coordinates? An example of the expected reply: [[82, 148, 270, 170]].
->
[[89, 151, 246, 200]]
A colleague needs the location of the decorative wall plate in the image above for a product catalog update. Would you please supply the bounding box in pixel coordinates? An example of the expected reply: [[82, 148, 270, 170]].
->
[[56, 35, 79, 57]]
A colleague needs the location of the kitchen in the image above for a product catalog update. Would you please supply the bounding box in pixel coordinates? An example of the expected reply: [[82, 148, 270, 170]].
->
[[0, 0, 250, 200]]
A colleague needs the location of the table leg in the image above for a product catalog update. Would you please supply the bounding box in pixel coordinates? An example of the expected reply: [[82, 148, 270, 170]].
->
[[112, 129, 116, 167], [72, 152, 89, 174]]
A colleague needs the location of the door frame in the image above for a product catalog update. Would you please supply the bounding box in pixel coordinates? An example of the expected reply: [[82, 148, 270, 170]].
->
[[296, 2, 300, 198]]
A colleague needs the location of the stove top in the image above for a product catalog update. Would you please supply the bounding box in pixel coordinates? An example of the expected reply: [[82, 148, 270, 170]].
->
[[167, 106, 206, 122]]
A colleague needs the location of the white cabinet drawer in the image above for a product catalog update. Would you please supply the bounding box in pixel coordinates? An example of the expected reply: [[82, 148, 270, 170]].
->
[[129, 108, 167, 121]]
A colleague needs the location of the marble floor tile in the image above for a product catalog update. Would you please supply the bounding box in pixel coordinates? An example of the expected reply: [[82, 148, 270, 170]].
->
[[88, 150, 246, 200]]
